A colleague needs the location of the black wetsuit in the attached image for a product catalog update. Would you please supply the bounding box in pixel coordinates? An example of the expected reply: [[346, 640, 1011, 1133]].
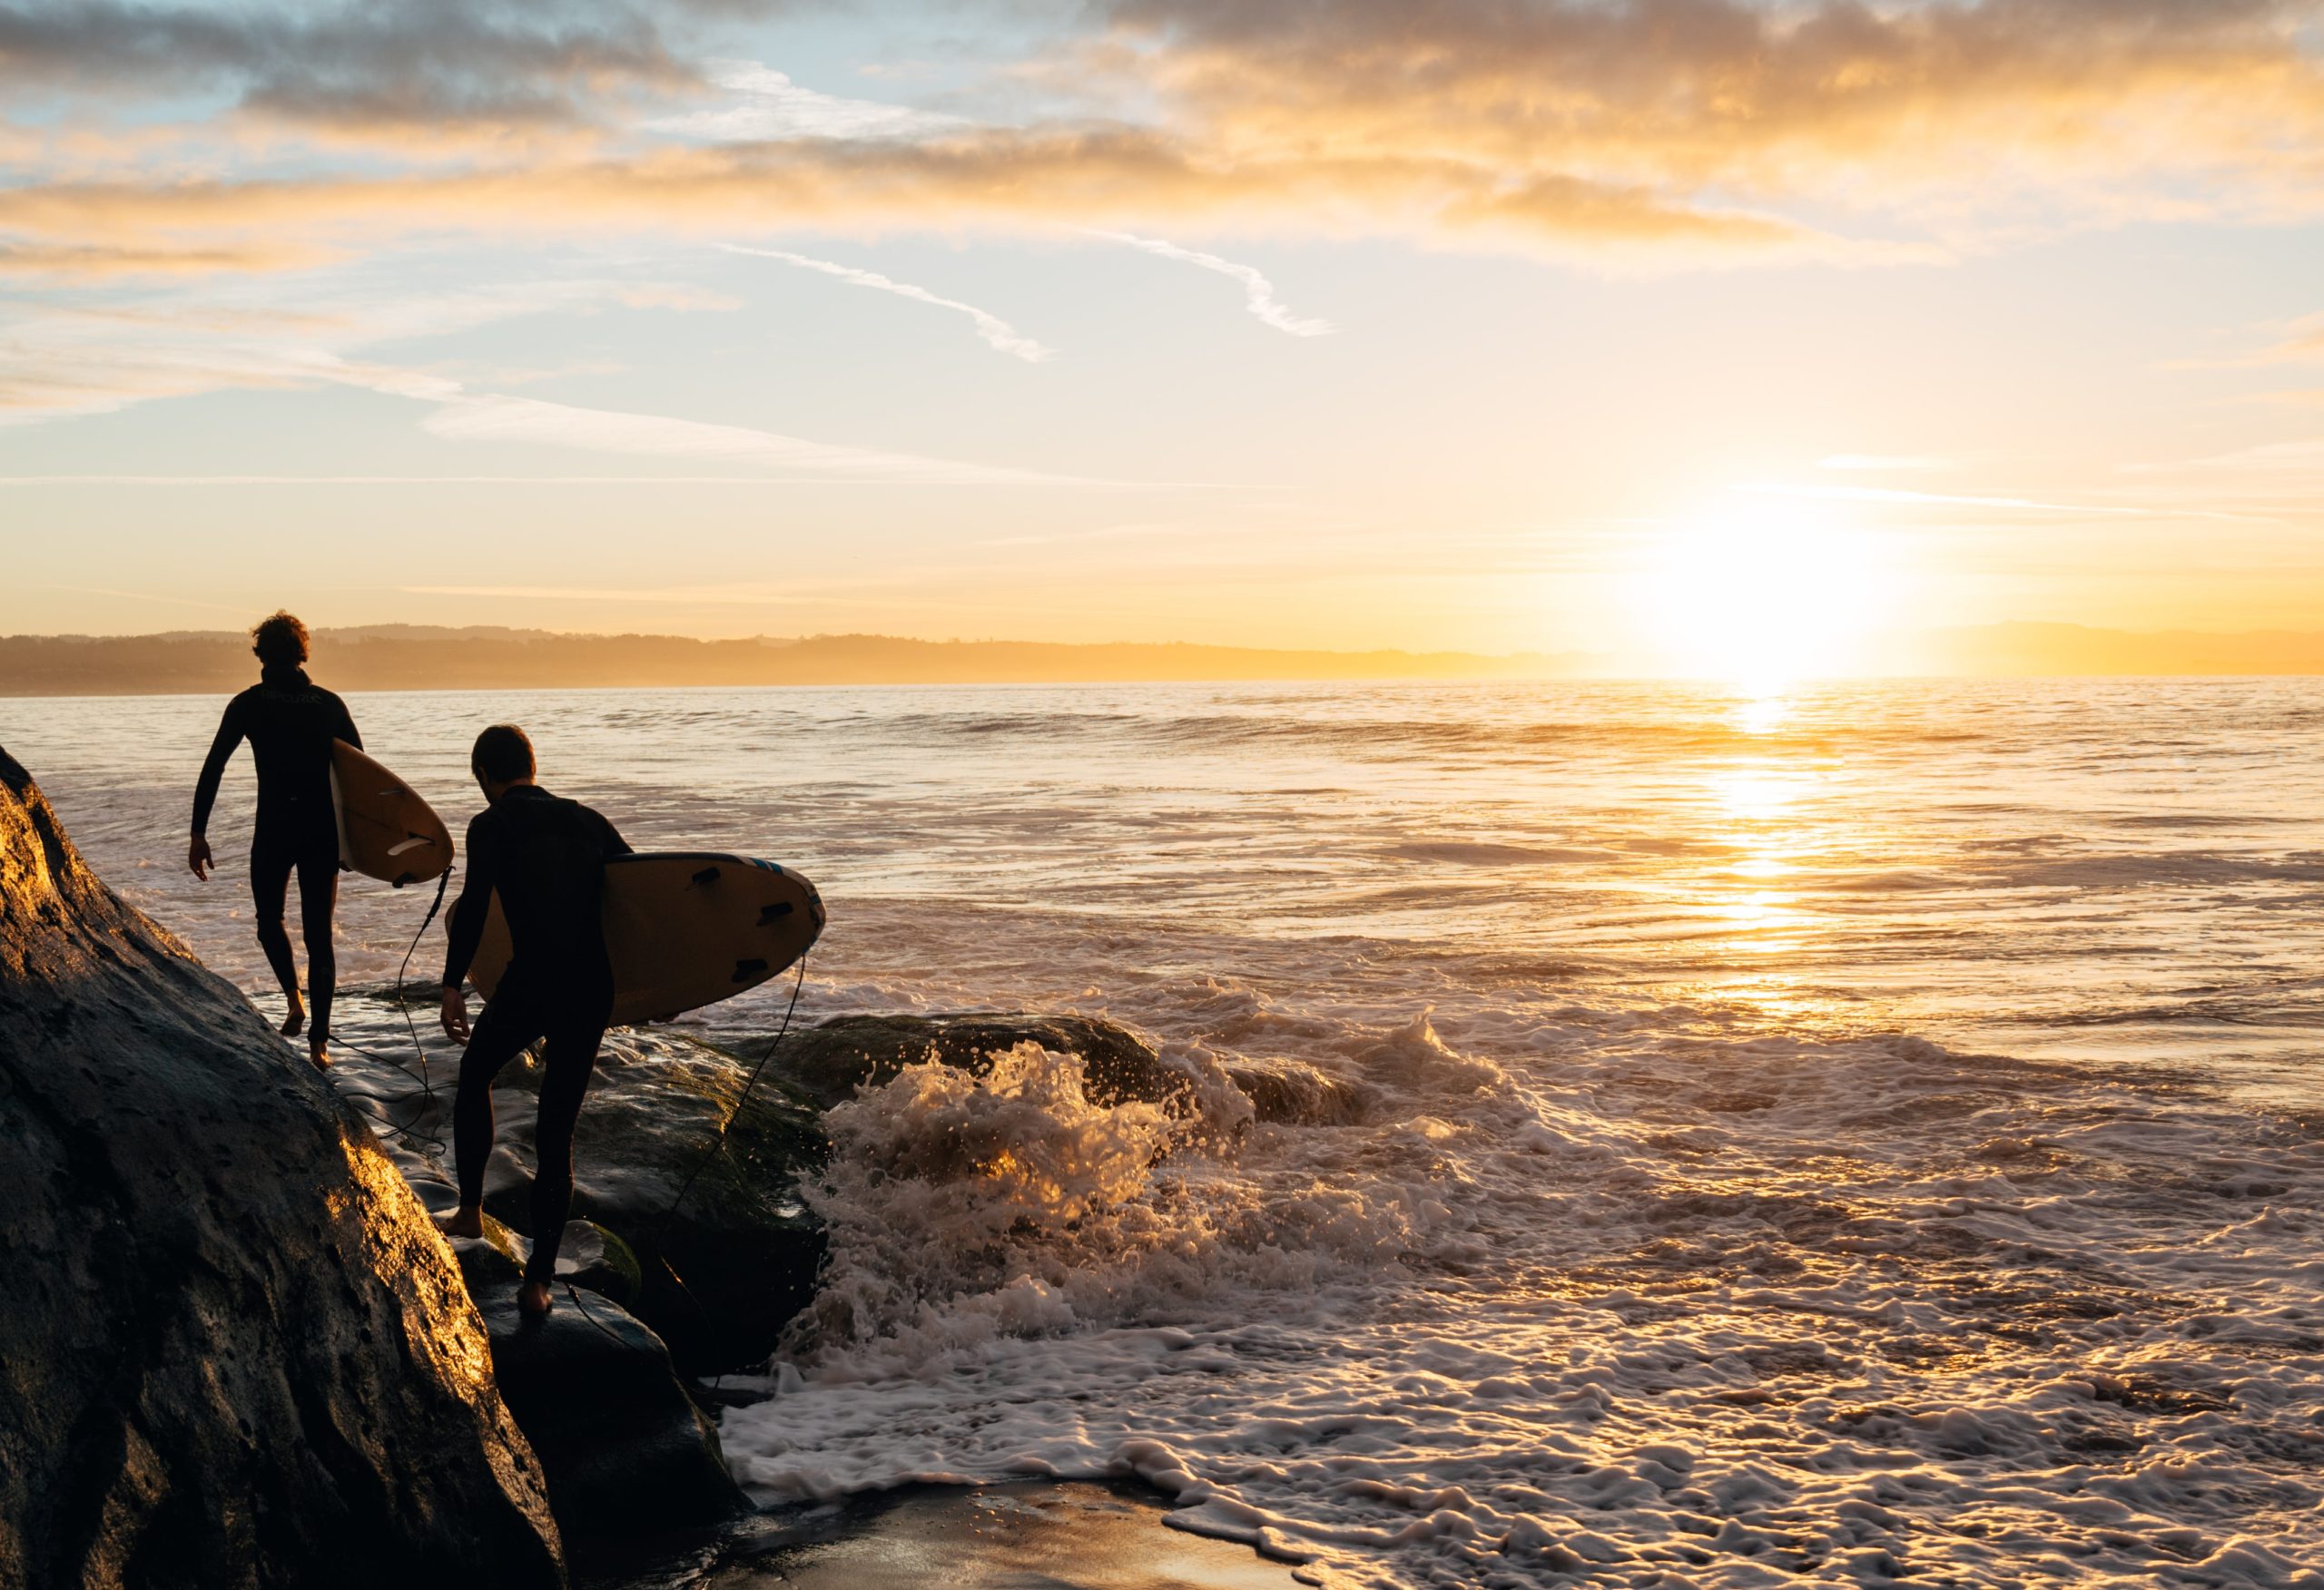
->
[[441, 784, 631, 1285], [192, 666, 360, 1043]]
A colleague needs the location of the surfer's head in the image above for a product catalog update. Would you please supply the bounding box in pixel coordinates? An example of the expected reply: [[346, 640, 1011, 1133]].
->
[[250, 611, 308, 672], [471, 723, 536, 799]]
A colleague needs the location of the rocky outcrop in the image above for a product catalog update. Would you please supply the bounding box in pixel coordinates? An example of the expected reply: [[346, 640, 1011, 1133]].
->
[[480, 1033, 826, 1373], [0, 748, 565, 1590], [771, 1013, 1198, 1113], [451, 1234, 747, 1535], [770, 1011, 1370, 1127]]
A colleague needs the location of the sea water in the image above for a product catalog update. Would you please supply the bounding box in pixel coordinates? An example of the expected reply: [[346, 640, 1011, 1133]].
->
[[6, 680, 2321, 1587]]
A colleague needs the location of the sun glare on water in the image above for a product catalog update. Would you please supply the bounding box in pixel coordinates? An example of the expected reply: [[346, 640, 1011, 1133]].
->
[[1633, 505, 1892, 690]]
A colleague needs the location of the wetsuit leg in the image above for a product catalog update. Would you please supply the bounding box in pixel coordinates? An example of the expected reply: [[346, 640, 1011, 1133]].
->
[[248, 831, 299, 996], [522, 986, 612, 1286], [292, 836, 340, 1042], [453, 988, 547, 1213]]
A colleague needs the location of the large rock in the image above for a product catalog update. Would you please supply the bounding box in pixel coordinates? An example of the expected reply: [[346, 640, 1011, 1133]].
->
[[450, 1236, 748, 1535], [771, 1013, 1198, 1114], [481, 1032, 826, 1373], [0, 749, 565, 1589]]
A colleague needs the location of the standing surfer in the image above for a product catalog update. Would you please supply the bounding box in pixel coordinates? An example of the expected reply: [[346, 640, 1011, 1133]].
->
[[438, 723, 631, 1317], [189, 611, 359, 1071]]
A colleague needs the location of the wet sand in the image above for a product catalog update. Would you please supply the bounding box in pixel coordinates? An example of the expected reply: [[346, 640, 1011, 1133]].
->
[[581, 1482, 1295, 1589]]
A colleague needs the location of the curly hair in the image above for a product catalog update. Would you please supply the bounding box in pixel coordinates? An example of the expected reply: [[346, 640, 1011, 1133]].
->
[[250, 611, 310, 669]]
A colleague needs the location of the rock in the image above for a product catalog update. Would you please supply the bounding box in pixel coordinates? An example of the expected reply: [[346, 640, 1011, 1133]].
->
[[1222, 1058, 1376, 1125], [772, 1013, 1197, 1114], [448, 1240, 748, 1536], [0, 747, 564, 1588], [481, 1031, 827, 1373], [559, 1220, 645, 1310]]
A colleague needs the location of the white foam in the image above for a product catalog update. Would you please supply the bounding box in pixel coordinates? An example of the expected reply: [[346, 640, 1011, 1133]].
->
[[15, 679, 2324, 1585]]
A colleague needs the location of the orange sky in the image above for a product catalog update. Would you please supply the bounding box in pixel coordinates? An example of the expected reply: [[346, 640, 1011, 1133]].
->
[[4, 1, 2322, 677]]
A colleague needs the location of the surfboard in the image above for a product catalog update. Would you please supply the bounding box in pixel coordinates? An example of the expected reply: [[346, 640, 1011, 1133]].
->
[[450, 852, 824, 1026], [330, 740, 454, 888]]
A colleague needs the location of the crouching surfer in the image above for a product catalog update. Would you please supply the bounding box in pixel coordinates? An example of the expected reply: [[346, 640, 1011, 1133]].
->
[[188, 610, 360, 1071], [438, 723, 632, 1316]]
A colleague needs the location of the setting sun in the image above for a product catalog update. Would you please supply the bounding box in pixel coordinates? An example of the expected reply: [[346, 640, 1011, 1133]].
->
[[1632, 505, 1893, 687]]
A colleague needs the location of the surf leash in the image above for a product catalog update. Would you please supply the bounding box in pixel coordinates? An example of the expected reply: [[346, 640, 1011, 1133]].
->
[[331, 865, 458, 1157], [649, 947, 811, 1240], [632, 949, 812, 1378]]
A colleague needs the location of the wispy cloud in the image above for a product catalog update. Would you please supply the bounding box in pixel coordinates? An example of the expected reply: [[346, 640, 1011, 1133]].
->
[[401, 583, 836, 604], [1084, 230, 1334, 336], [412, 390, 1080, 483], [1739, 481, 2152, 517], [649, 60, 967, 142], [1817, 455, 1955, 473], [718, 242, 1053, 361]]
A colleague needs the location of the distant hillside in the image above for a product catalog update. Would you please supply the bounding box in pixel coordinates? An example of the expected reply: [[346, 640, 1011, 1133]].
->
[[1887, 623, 2324, 677], [0, 627, 1577, 696]]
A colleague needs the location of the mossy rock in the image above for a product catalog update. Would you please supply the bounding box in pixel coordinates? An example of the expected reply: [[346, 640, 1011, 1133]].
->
[[557, 1220, 643, 1309], [770, 1013, 1195, 1114], [481, 1031, 826, 1373]]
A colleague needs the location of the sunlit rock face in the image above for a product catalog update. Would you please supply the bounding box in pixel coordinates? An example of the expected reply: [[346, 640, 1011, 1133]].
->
[[0, 748, 564, 1589]]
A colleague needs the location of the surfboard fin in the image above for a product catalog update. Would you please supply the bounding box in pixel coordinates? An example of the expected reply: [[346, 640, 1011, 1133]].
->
[[691, 866, 722, 888], [732, 957, 769, 983], [757, 902, 793, 925]]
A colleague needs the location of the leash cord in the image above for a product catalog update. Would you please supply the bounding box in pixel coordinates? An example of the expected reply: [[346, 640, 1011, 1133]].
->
[[336, 864, 458, 1156], [650, 948, 810, 1242]]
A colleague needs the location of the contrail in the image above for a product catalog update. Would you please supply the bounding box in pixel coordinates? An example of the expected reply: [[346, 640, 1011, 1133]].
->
[[1086, 230, 1335, 337], [720, 243, 1053, 362]]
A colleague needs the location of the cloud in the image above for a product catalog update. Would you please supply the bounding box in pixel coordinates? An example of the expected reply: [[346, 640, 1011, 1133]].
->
[[718, 242, 1053, 361], [0, 240, 331, 278], [1105, 0, 2324, 226], [1738, 481, 2153, 517], [649, 59, 968, 142], [0, 0, 694, 131], [1083, 230, 1334, 336], [1817, 455, 1956, 473], [0, 0, 2318, 295], [400, 582, 836, 604], [0, 128, 1869, 268], [412, 390, 1082, 483]]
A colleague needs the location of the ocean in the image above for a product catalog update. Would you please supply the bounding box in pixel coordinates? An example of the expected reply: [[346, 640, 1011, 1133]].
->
[[6, 679, 2321, 1587]]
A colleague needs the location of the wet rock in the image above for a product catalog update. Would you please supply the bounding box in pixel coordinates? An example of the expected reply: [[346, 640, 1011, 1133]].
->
[[449, 1238, 748, 1536], [772, 1013, 1197, 1113], [483, 1032, 826, 1373], [560, 1220, 645, 1310], [1223, 1058, 1375, 1125], [0, 747, 564, 1588]]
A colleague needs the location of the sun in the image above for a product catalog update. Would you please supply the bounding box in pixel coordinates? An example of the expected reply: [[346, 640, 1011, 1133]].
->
[[1630, 503, 1891, 689]]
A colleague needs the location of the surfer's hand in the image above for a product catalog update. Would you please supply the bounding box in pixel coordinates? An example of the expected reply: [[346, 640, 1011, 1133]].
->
[[439, 986, 470, 1045], [187, 834, 212, 881]]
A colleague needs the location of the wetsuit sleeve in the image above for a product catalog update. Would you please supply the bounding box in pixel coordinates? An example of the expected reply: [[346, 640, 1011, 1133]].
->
[[327, 690, 361, 751], [190, 695, 248, 837], [440, 813, 497, 990]]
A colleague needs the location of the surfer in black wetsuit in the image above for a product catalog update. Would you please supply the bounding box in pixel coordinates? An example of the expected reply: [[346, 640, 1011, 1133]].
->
[[438, 723, 631, 1317], [190, 611, 359, 1070]]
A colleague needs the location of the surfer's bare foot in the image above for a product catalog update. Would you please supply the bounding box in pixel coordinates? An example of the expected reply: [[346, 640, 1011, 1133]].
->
[[307, 1041, 330, 1071], [518, 1280, 554, 1317], [280, 992, 305, 1038], [438, 1206, 485, 1241]]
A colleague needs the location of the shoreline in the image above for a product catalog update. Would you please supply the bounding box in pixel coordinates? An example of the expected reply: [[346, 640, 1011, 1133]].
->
[[576, 1481, 1296, 1590]]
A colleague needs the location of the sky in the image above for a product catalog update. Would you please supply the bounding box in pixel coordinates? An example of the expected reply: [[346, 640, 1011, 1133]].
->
[[2, 0, 2322, 674]]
